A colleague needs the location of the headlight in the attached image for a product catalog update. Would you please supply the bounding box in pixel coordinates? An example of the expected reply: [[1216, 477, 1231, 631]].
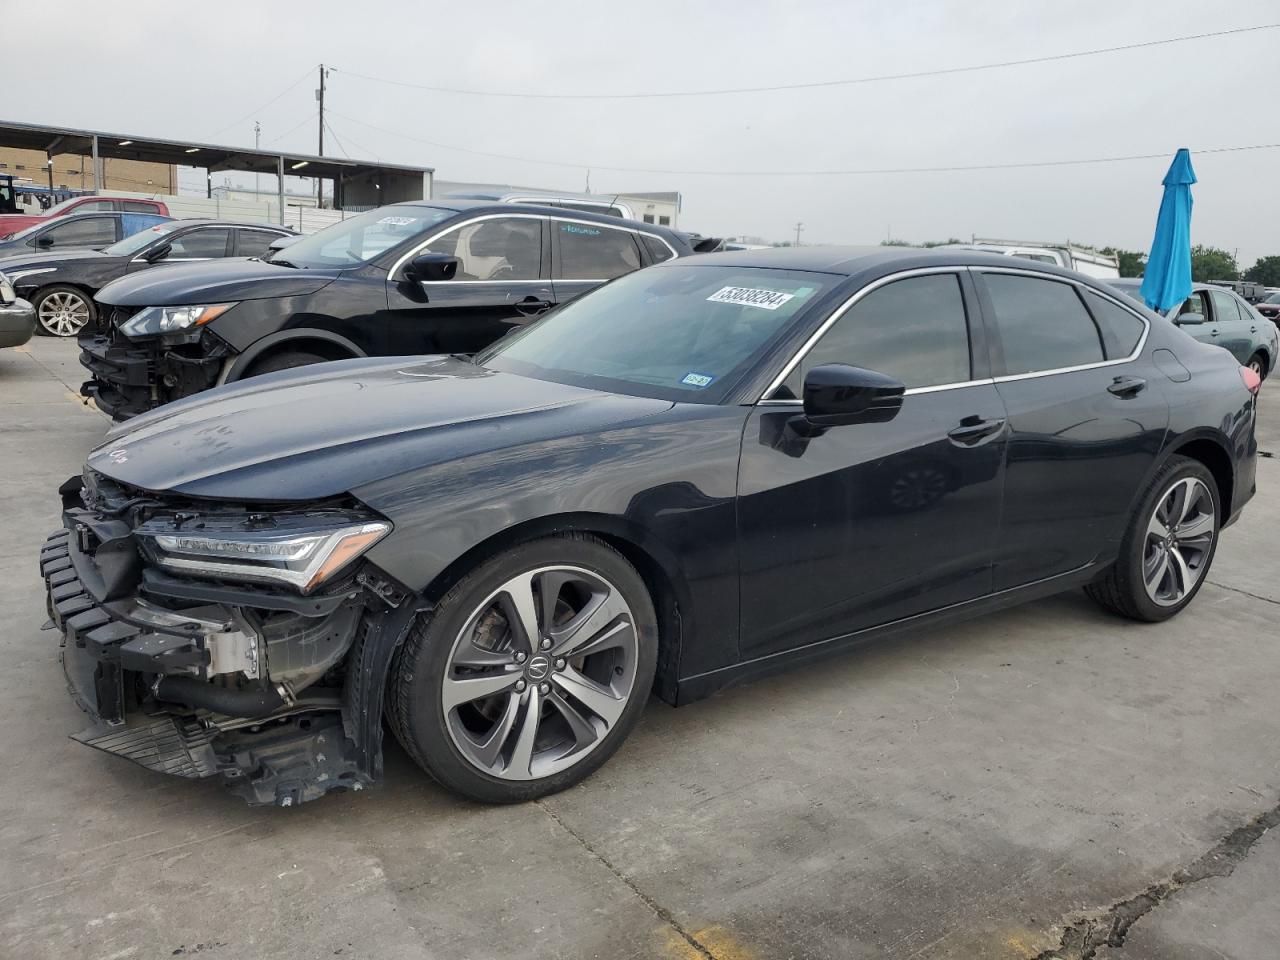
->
[[147, 521, 391, 594], [119, 302, 237, 338]]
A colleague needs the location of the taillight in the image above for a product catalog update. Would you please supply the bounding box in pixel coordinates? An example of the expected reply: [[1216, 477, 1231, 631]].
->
[[1241, 365, 1262, 395]]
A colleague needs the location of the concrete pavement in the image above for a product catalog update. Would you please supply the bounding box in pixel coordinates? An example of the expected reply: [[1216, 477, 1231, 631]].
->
[[1, 337, 1277, 960]]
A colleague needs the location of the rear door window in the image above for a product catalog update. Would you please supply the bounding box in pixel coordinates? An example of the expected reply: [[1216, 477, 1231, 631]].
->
[[983, 274, 1105, 375], [122, 200, 160, 213], [166, 227, 232, 259], [1209, 290, 1243, 323], [555, 220, 641, 280], [236, 229, 283, 258]]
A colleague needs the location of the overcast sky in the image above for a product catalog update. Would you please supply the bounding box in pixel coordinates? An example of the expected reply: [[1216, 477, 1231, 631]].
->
[[7, 0, 1278, 265]]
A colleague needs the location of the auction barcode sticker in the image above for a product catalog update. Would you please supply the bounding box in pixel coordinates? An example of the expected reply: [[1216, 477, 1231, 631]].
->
[[706, 286, 795, 310]]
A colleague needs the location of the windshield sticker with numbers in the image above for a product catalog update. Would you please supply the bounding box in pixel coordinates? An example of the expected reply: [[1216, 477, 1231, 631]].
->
[[706, 286, 795, 310]]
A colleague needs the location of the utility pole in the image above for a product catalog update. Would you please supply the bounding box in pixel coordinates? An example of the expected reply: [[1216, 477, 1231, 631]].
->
[[794, 222, 804, 246], [316, 64, 327, 207], [254, 121, 261, 197]]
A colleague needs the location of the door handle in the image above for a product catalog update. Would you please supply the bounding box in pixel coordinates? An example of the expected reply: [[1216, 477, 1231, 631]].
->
[[947, 416, 1005, 445], [515, 296, 551, 317], [1107, 375, 1147, 398], [1251, 326, 1258, 334]]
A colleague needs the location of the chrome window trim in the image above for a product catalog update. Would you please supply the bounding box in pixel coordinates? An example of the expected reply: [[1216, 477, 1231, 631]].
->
[[975, 266, 1151, 382], [757, 267, 967, 402], [757, 377, 997, 406], [389, 213, 676, 280]]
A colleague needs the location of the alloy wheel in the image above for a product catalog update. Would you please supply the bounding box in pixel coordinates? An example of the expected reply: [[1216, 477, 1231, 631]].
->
[[37, 291, 91, 337], [1248, 357, 1265, 378], [1143, 477, 1216, 607], [443, 565, 639, 781]]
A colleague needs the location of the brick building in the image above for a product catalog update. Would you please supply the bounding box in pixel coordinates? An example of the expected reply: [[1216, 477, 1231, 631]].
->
[[0, 146, 176, 195]]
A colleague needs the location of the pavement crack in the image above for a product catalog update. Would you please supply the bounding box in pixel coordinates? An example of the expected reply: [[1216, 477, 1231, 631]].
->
[[1205, 579, 1280, 606], [1033, 799, 1280, 959], [535, 799, 719, 960]]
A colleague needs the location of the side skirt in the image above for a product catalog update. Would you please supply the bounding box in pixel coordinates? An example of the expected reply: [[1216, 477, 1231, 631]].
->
[[674, 561, 1103, 705]]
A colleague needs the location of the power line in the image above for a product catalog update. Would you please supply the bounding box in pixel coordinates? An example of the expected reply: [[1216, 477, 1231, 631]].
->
[[204, 64, 318, 141], [331, 24, 1279, 100], [263, 111, 319, 147], [324, 110, 1280, 176]]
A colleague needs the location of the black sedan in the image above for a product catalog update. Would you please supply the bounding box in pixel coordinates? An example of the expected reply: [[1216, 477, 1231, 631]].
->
[[5, 220, 295, 337], [43, 248, 1258, 806], [78, 200, 694, 419]]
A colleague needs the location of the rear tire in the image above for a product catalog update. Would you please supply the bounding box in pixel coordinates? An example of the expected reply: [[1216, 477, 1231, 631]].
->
[[387, 533, 658, 803], [243, 349, 329, 378], [1246, 352, 1268, 382], [34, 285, 97, 337], [1085, 455, 1220, 622]]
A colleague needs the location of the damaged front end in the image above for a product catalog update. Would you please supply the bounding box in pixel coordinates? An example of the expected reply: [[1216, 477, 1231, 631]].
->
[[79, 307, 229, 420], [41, 470, 426, 806]]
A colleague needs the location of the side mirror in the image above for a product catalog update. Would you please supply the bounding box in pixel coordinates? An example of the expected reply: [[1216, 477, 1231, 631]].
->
[[1175, 312, 1204, 326], [404, 253, 460, 283], [36, 235, 54, 248], [803, 364, 905, 426], [268, 235, 300, 252], [142, 242, 172, 264]]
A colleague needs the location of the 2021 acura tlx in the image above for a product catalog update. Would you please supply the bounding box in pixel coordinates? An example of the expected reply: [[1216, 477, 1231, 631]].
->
[[42, 247, 1259, 805]]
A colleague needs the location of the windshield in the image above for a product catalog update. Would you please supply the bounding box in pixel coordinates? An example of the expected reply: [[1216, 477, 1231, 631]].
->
[[1265, 292, 1280, 304], [269, 205, 457, 268], [103, 222, 176, 257], [480, 264, 838, 403]]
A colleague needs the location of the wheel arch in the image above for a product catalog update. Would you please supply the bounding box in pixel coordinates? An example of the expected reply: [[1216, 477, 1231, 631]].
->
[[1166, 432, 1235, 520], [417, 512, 690, 705], [224, 327, 366, 382]]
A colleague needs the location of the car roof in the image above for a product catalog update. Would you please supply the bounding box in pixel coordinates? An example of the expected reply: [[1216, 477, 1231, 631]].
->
[[676, 245, 1084, 277], [1107, 278, 1236, 295], [165, 219, 297, 231], [386, 199, 684, 239]]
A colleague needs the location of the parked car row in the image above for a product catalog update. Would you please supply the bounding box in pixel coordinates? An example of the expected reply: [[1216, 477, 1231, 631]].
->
[[37, 229, 1262, 808]]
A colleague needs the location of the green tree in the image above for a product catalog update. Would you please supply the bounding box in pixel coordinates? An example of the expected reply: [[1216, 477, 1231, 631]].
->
[[1190, 245, 1239, 282], [1244, 256, 1280, 287], [1101, 247, 1147, 278]]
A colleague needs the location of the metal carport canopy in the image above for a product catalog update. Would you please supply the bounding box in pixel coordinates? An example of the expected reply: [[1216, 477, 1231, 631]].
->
[[0, 118, 433, 213]]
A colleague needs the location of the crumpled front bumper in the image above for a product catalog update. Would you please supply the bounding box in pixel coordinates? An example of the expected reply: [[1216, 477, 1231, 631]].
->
[[40, 519, 379, 805], [78, 333, 224, 421]]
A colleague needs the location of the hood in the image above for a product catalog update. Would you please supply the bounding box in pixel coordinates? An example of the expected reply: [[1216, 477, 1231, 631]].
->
[[95, 258, 338, 306], [0, 249, 107, 274], [88, 356, 672, 501]]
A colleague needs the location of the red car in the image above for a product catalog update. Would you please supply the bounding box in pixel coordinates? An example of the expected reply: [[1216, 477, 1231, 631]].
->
[[0, 195, 169, 237], [1255, 291, 1280, 323]]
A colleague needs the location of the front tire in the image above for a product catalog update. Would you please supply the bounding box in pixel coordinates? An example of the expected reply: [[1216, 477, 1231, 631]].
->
[[34, 285, 97, 337], [1085, 456, 1220, 622], [387, 534, 658, 803]]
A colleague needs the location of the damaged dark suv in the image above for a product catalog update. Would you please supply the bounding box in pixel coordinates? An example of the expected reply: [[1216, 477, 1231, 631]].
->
[[44, 248, 1260, 807], [79, 199, 694, 419]]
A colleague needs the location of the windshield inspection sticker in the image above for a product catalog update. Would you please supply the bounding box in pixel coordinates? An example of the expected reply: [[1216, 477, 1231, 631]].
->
[[707, 286, 795, 310], [681, 372, 715, 388]]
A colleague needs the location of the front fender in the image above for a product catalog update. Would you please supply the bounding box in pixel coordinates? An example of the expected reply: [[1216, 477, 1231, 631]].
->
[[223, 327, 366, 381]]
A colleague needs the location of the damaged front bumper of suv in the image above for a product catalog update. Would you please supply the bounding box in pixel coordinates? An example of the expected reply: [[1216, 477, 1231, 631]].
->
[[79, 316, 228, 420], [41, 471, 427, 806]]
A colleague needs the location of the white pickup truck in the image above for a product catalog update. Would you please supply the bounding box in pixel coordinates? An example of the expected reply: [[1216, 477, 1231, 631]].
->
[[945, 238, 1120, 278]]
